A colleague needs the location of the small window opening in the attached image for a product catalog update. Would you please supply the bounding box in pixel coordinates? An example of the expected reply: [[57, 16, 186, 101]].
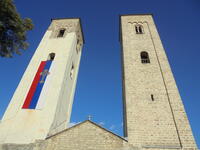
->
[[57, 29, 65, 37], [76, 39, 79, 53], [70, 64, 74, 79], [151, 94, 154, 101], [48, 53, 55, 61], [135, 25, 143, 34], [141, 51, 150, 63]]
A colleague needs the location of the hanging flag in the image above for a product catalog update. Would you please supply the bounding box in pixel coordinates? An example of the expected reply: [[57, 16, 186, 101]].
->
[[22, 60, 52, 109]]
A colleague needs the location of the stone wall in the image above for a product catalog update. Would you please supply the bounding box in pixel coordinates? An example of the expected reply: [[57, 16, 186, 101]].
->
[[0, 143, 35, 150], [120, 14, 197, 149], [0, 121, 198, 150], [0, 121, 127, 150], [38, 121, 127, 150]]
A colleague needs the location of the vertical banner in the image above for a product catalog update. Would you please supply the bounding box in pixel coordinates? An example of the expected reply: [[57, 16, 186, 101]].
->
[[22, 60, 52, 109]]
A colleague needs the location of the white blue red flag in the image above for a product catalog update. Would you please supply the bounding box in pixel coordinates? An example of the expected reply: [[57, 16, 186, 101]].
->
[[22, 60, 52, 109]]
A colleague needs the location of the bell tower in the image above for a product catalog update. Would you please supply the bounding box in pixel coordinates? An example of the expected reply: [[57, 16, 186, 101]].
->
[[0, 18, 84, 144], [120, 14, 197, 149]]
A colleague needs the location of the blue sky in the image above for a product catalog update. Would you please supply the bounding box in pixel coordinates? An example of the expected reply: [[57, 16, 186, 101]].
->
[[0, 0, 200, 147]]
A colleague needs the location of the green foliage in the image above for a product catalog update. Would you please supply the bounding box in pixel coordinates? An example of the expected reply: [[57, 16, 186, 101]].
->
[[0, 0, 33, 57]]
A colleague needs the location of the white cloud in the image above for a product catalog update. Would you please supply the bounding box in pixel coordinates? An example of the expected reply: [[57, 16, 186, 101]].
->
[[99, 121, 105, 126], [109, 125, 115, 130], [67, 122, 80, 128]]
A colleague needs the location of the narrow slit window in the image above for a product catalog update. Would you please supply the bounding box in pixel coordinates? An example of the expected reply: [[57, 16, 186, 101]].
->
[[140, 51, 150, 64], [57, 29, 65, 37], [70, 64, 74, 79], [76, 39, 79, 53], [135, 25, 143, 34], [151, 94, 154, 101]]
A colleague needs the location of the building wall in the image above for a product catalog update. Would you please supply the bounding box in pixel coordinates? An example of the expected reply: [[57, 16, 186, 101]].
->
[[120, 15, 197, 149], [34, 121, 127, 150], [1, 121, 194, 150], [0, 19, 83, 144]]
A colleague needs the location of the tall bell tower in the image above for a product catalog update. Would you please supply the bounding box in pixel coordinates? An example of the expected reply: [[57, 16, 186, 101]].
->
[[120, 14, 197, 149], [0, 18, 84, 144]]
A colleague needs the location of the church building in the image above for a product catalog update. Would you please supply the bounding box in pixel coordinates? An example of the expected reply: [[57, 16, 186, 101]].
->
[[0, 14, 197, 150]]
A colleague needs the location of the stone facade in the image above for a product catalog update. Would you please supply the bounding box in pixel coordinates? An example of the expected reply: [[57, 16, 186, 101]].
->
[[0, 15, 198, 150], [0, 121, 129, 150], [0, 121, 197, 150], [39, 120, 127, 150], [120, 14, 197, 149]]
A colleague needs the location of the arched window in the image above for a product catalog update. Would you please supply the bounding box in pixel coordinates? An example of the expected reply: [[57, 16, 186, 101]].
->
[[57, 28, 66, 37], [48, 53, 55, 61], [140, 51, 150, 63], [135, 25, 143, 34]]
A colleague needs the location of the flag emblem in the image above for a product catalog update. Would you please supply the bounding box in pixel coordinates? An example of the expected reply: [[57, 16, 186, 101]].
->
[[22, 60, 52, 109]]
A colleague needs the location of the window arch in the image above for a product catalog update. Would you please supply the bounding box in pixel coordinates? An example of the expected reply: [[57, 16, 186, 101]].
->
[[140, 51, 150, 63], [57, 28, 66, 37], [48, 53, 55, 61], [135, 24, 143, 34]]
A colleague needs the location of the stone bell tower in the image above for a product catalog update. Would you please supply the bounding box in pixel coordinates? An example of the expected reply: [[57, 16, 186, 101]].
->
[[120, 14, 197, 149], [0, 18, 84, 144]]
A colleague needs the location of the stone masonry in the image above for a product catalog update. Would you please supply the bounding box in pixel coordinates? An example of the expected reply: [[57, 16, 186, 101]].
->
[[0, 121, 129, 150], [0, 15, 198, 150], [0, 121, 197, 150], [120, 14, 197, 149]]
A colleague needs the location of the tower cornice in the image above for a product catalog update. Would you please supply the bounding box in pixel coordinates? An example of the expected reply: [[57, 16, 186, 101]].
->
[[49, 18, 85, 44]]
